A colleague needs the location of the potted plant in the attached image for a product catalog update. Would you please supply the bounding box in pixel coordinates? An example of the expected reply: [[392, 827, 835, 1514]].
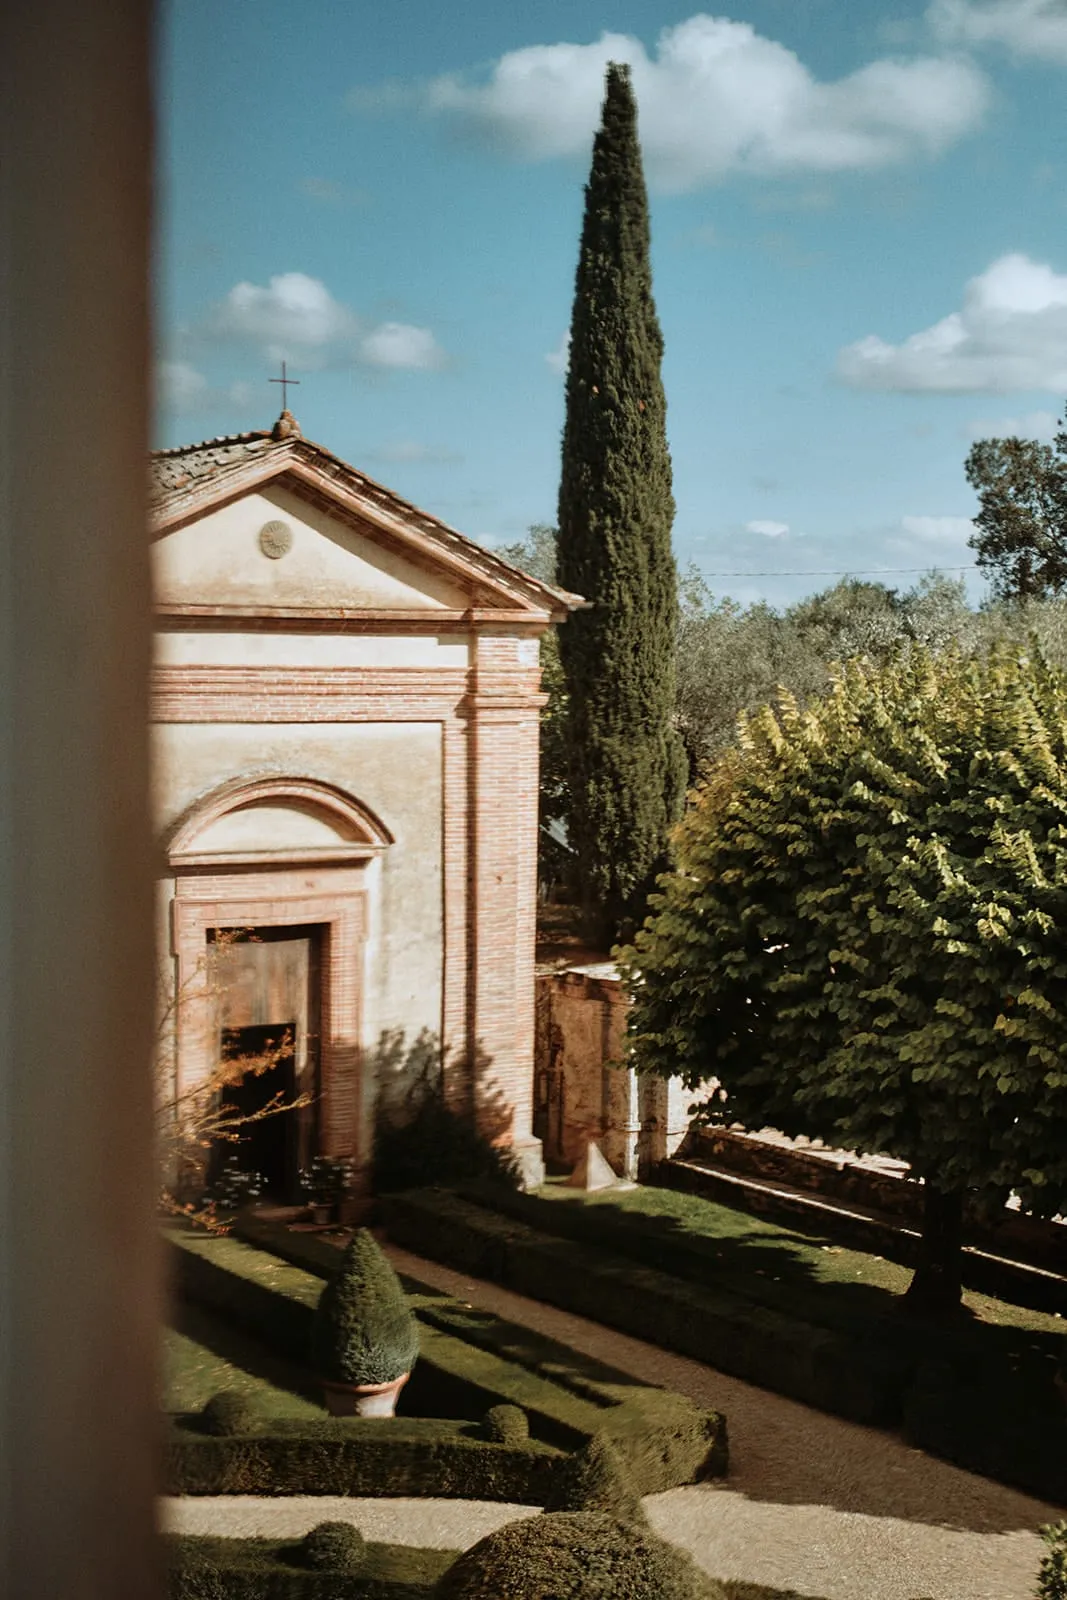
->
[[299, 1155, 355, 1225], [208, 1158, 264, 1217], [311, 1228, 419, 1416]]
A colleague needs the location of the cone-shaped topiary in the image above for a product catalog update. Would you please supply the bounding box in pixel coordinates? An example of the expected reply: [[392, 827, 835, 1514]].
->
[[300, 1521, 367, 1573], [433, 1511, 726, 1600], [545, 1434, 647, 1524], [311, 1227, 419, 1386], [482, 1404, 530, 1445], [200, 1389, 258, 1437]]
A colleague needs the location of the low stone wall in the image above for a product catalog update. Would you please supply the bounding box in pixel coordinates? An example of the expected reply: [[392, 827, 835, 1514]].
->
[[675, 1124, 1067, 1276], [533, 964, 697, 1180]]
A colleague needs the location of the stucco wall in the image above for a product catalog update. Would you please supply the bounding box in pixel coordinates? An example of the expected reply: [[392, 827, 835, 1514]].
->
[[153, 483, 473, 610], [154, 630, 472, 668], [153, 720, 443, 1051]]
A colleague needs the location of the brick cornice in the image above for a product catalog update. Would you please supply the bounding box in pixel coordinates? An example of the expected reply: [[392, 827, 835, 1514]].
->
[[151, 664, 546, 723], [156, 603, 553, 635]]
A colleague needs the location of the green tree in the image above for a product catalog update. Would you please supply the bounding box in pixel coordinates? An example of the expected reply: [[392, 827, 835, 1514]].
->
[[966, 413, 1067, 599], [555, 62, 687, 947], [619, 644, 1067, 1317]]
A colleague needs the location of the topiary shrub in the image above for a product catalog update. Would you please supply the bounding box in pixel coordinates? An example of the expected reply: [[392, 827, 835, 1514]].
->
[[545, 1434, 647, 1524], [300, 1521, 367, 1573], [433, 1510, 726, 1599], [311, 1227, 419, 1386], [1038, 1521, 1067, 1599], [482, 1404, 530, 1445], [200, 1389, 258, 1437]]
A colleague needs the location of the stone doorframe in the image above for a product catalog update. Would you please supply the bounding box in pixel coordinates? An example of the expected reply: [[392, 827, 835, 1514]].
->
[[166, 775, 389, 1176]]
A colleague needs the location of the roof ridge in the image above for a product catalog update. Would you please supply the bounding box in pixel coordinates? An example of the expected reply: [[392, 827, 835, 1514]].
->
[[151, 429, 273, 459]]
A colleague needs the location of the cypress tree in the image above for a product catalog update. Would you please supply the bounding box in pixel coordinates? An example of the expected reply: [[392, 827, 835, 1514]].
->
[[556, 62, 687, 948]]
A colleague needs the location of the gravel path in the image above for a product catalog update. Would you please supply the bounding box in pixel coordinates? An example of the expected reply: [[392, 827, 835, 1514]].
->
[[163, 1240, 1062, 1600]]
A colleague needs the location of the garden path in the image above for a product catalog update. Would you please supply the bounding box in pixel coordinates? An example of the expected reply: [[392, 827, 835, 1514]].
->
[[162, 1239, 1061, 1600]]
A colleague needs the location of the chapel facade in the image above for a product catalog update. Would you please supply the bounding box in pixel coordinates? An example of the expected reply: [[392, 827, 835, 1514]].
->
[[150, 410, 582, 1199]]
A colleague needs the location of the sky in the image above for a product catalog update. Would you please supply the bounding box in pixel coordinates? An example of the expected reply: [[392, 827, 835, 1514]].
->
[[157, 0, 1067, 608]]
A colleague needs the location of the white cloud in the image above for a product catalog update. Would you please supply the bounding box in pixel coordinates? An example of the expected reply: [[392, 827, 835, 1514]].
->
[[899, 514, 976, 543], [407, 15, 989, 190], [212, 272, 357, 362], [836, 252, 1067, 392], [928, 0, 1067, 60], [965, 408, 1060, 441], [159, 360, 209, 412], [745, 519, 790, 537], [157, 362, 256, 417], [545, 331, 570, 374], [358, 321, 445, 370], [203, 273, 446, 372], [364, 439, 462, 464]]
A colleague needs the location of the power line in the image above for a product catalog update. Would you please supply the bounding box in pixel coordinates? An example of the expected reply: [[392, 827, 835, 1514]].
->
[[695, 563, 979, 579]]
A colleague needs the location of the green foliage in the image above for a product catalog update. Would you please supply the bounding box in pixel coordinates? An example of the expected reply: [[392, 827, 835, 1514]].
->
[[201, 1388, 258, 1436], [544, 1433, 647, 1523], [300, 1523, 367, 1573], [434, 1511, 726, 1600], [556, 62, 687, 944], [164, 1532, 456, 1599], [311, 1229, 419, 1387], [620, 643, 1067, 1270], [168, 1417, 561, 1501], [482, 1403, 530, 1444], [966, 412, 1067, 598], [1038, 1521, 1067, 1599]]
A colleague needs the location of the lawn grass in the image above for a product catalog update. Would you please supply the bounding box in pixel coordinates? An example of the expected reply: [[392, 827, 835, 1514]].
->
[[163, 1298, 325, 1419], [487, 1177, 1067, 1347]]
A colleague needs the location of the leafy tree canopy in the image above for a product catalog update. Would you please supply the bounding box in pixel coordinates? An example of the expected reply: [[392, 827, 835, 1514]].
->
[[619, 643, 1067, 1310], [966, 409, 1067, 599]]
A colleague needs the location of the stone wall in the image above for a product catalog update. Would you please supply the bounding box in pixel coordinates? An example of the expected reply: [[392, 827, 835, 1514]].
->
[[533, 964, 697, 1180]]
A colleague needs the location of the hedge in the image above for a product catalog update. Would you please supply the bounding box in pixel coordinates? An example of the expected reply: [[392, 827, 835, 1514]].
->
[[167, 1415, 560, 1501], [166, 1227, 727, 1497], [379, 1189, 1067, 1502], [164, 1534, 454, 1600], [165, 1536, 869, 1600], [378, 1192, 907, 1426]]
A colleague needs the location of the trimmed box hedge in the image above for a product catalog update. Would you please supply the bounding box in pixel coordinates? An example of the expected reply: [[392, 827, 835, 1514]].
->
[[164, 1533, 454, 1599], [167, 1415, 560, 1501], [379, 1189, 1067, 1503], [166, 1227, 727, 1497], [379, 1192, 907, 1427], [164, 1535, 839, 1600]]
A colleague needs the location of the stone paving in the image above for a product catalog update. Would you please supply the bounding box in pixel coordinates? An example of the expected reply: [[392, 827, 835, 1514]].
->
[[162, 1240, 1062, 1600]]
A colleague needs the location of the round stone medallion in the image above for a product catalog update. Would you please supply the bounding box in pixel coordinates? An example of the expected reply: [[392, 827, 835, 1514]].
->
[[258, 519, 293, 559]]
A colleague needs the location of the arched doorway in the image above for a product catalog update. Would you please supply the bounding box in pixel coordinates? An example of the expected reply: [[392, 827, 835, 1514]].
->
[[165, 776, 392, 1198]]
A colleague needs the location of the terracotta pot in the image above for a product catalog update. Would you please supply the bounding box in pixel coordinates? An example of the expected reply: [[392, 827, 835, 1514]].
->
[[321, 1370, 410, 1418]]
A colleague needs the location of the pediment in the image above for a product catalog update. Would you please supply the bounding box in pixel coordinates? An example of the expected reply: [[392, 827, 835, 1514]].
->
[[150, 431, 584, 623], [154, 482, 477, 612]]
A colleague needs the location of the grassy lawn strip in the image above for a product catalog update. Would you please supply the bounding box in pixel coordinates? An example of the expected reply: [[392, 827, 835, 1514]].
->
[[380, 1187, 1067, 1505], [166, 1227, 726, 1495], [458, 1178, 1067, 1341], [164, 1535, 839, 1600]]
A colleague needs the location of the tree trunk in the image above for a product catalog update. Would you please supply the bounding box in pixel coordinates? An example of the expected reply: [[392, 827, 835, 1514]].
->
[[904, 1185, 965, 1317]]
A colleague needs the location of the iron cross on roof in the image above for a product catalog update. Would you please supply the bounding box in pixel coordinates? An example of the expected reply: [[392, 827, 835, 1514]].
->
[[270, 361, 300, 410]]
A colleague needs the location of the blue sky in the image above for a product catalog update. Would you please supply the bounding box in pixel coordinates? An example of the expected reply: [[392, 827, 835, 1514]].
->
[[157, 0, 1067, 607]]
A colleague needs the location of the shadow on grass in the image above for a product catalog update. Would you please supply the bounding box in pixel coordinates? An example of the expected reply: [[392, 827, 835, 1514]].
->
[[467, 1178, 1067, 1366], [166, 1299, 324, 1415]]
